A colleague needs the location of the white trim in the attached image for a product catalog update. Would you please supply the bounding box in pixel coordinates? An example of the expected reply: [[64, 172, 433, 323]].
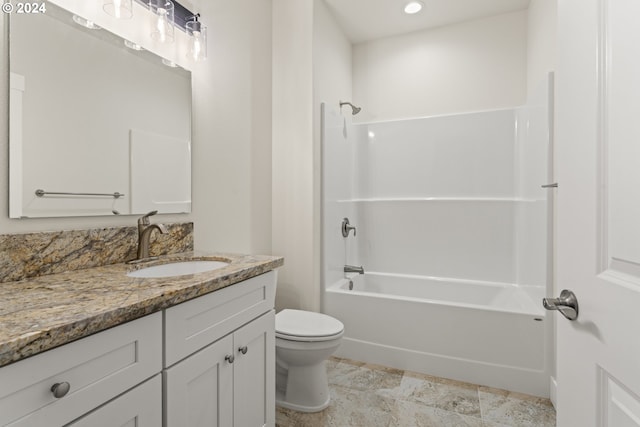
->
[[337, 197, 540, 203], [9, 73, 25, 219], [550, 375, 557, 408]]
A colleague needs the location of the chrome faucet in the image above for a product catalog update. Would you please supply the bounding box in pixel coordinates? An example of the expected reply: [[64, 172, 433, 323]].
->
[[135, 210, 168, 261], [344, 265, 365, 274]]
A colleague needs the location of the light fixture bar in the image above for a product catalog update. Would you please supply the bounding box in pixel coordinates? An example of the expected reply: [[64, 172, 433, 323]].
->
[[133, 0, 194, 31]]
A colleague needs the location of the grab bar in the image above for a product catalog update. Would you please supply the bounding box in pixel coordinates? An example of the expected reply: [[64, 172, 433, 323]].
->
[[35, 189, 125, 199]]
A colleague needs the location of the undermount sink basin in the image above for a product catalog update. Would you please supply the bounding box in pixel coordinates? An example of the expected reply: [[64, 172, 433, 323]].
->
[[127, 260, 229, 278]]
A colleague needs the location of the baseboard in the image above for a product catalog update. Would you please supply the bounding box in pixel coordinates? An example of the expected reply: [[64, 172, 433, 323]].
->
[[549, 376, 557, 408]]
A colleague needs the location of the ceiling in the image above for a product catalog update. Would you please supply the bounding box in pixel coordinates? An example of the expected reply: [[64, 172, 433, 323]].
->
[[323, 0, 531, 44]]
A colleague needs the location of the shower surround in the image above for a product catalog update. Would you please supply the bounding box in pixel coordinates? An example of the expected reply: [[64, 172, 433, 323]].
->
[[321, 87, 552, 397]]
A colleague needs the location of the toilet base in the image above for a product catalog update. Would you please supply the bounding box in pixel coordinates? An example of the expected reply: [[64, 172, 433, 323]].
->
[[275, 362, 331, 413], [276, 391, 330, 413]]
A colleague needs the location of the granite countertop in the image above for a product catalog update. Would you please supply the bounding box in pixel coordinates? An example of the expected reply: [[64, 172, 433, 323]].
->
[[0, 251, 284, 368]]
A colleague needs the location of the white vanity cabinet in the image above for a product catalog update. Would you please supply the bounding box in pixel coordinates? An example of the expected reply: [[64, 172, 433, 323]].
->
[[0, 312, 162, 427], [164, 271, 276, 427], [0, 269, 277, 427]]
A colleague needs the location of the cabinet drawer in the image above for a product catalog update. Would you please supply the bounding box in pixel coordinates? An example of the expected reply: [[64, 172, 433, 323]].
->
[[68, 374, 162, 427], [165, 271, 276, 367], [0, 312, 162, 427]]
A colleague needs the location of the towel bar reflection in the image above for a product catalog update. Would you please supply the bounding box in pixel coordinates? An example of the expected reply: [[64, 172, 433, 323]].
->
[[35, 189, 125, 198]]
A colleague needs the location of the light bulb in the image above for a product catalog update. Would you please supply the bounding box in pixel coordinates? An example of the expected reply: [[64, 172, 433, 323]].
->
[[186, 17, 207, 61], [156, 9, 168, 42], [404, 1, 424, 14], [113, 0, 122, 18], [149, 0, 174, 43], [189, 32, 202, 60], [103, 0, 132, 19]]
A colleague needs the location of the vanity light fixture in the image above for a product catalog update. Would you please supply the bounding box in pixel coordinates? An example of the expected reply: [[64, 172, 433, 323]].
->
[[103, 0, 133, 19], [404, 1, 424, 14], [186, 14, 207, 61], [149, 0, 175, 43], [72, 15, 101, 29]]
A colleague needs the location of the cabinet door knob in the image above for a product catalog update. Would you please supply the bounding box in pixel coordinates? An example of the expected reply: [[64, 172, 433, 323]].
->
[[51, 382, 71, 398], [238, 346, 248, 355], [225, 354, 235, 364]]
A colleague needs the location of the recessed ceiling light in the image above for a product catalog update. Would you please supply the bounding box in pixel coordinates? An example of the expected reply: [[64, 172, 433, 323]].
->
[[404, 1, 424, 14]]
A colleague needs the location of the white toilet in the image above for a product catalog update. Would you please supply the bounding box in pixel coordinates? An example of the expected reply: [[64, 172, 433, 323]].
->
[[275, 309, 344, 412]]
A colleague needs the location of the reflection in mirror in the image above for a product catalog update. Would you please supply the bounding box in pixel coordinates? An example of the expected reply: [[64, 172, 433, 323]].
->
[[9, 3, 192, 218]]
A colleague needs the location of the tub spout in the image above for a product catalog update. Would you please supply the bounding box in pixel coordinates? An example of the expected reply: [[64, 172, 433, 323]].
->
[[344, 265, 364, 274]]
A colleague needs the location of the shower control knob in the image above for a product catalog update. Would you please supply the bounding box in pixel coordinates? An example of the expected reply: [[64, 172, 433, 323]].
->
[[342, 218, 357, 238]]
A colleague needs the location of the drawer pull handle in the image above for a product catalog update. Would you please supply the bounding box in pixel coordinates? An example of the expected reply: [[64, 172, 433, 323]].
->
[[239, 346, 248, 355], [225, 354, 235, 364], [51, 382, 71, 398]]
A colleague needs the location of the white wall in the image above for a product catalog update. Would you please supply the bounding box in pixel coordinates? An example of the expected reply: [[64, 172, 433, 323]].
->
[[191, 0, 273, 254], [272, 0, 315, 311], [0, 0, 273, 257], [527, 0, 557, 100], [313, 0, 353, 116], [271, 0, 352, 312], [353, 11, 528, 122]]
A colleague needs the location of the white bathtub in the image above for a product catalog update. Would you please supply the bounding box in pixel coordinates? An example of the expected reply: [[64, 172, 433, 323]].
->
[[324, 272, 550, 397]]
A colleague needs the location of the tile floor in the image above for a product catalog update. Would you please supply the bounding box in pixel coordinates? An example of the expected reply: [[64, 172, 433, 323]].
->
[[276, 357, 556, 427]]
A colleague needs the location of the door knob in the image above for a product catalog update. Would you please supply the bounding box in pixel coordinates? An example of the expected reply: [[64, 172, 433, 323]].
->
[[543, 289, 579, 321]]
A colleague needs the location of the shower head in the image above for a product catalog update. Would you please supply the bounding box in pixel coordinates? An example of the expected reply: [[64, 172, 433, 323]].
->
[[340, 101, 361, 115]]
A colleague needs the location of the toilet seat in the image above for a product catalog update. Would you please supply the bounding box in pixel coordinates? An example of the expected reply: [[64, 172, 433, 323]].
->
[[276, 309, 344, 342]]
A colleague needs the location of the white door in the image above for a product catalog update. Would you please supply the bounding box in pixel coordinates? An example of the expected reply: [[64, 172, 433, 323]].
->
[[555, 0, 640, 426]]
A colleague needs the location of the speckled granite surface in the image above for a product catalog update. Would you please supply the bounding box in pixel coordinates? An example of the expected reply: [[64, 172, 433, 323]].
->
[[0, 251, 283, 367], [0, 223, 193, 283]]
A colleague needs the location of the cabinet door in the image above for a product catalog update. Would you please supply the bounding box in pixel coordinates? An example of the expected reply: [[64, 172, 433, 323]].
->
[[165, 335, 234, 427], [68, 375, 162, 427], [233, 310, 275, 427]]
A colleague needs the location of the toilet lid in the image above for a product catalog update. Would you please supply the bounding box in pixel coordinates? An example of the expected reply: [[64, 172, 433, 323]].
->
[[276, 309, 344, 339]]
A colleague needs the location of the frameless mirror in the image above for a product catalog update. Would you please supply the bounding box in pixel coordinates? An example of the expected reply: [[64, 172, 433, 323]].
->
[[8, 2, 192, 218]]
